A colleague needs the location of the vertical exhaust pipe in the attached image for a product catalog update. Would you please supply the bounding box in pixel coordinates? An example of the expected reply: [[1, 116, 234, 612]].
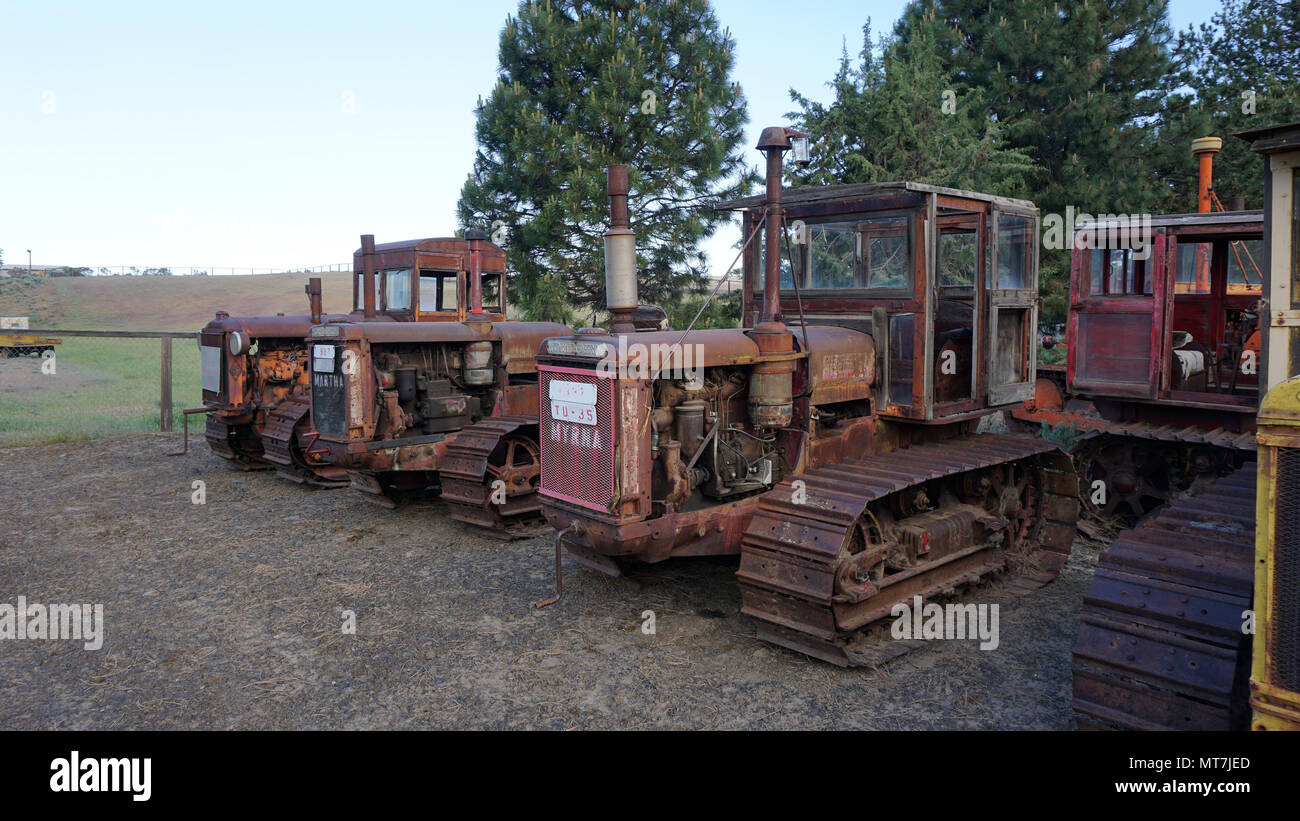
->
[[361, 233, 377, 319], [305, 277, 322, 324], [1192, 136, 1222, 214], [605, 165, 639, 335], [1191, 137, 1221, 293], [465, 228, 486, 314], [757, 129, 788, 327], [747, 126, 808, 429]]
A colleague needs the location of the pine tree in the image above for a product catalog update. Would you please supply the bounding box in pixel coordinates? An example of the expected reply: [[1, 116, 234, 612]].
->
[[787, 19, 1040, 197], [457, 0, 755, 322], [1159, 0, 1300, 209], [895, 0, 1177, 216]]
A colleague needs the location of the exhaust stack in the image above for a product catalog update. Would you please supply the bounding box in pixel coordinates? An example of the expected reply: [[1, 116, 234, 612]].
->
[[1192, 136, 1222, 214], [465, 228, 486, 315], [746, 126, 809, 429], [605, 165, 639, 335], [1191, 137, 1222, 292], [360, 234, 377, 319], [305, 277, 322, 324]]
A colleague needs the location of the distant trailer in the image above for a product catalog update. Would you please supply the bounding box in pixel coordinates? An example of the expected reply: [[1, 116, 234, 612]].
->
[[0, 334, 61, 357]]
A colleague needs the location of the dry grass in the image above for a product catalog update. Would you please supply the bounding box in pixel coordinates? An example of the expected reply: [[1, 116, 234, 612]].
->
[[0, 270, 353, 331]]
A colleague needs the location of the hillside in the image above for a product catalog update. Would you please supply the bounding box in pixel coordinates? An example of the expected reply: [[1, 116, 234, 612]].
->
[[0, 271, 355, 331]]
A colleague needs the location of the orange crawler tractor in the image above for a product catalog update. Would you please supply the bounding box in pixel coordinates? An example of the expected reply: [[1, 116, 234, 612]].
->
[[300, 231, 573, 536], [532, 129, 1079, 666], [199, 234, 506, 484]]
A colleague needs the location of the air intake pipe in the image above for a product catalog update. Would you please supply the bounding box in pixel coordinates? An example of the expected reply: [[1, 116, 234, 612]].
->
[[605, 165, 639, 335], [465, 228, 486, 314], [305, 277, 323, 324]]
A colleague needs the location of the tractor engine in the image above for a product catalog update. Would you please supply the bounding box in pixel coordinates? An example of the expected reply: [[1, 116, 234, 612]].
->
[[308, 334, 497, 445], [365, 343, 491, 439], [536, 323, 874, 562]]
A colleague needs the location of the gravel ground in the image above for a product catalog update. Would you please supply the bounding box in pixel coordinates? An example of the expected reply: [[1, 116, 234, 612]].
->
[[0, 433, 1100, 730]]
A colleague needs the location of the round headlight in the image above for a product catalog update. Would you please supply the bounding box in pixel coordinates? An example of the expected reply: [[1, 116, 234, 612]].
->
[[228, 332, 249, 356]]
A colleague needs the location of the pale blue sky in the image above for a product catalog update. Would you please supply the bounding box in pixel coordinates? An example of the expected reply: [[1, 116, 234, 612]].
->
[[0, 0, 1220, 274]]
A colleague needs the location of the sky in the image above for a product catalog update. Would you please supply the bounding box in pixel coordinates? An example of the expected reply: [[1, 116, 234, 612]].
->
[[0, 0, 1221, 275]]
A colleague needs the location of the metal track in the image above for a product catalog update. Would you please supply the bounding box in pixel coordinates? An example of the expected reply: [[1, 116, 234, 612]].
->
[[1071, 463, 1256, 730], [1077, 421, 1256, 452], [260, 399, 348, 487], [439, 416, 545, 539], [203, 417, 270, 470], [738, 435, 1079, 666]]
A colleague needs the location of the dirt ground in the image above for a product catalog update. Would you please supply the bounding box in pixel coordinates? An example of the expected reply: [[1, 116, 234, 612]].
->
[[0, 433, 1101, 730]]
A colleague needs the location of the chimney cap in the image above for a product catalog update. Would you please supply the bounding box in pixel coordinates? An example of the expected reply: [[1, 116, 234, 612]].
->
[[756, 126, 808, 151], [1191, 136, 1223, 154], [464, 228, 487, 241]]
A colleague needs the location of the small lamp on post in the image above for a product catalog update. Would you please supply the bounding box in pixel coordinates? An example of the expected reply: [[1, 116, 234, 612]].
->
[[789, 135, 811, 167], [27, 249, 32, 275]]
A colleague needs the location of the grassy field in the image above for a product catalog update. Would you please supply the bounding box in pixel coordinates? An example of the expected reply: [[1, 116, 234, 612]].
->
[[0, 272, 348, 446], [0, 337, 202, 445], [0, 270, 353, 331]]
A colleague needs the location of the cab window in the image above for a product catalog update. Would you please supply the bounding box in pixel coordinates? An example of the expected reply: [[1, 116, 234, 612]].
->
[[996, 214, 1033, 289], [481, 273, 503, 312], [353, 271, 380, 312], [419, 270, 459, 312], [383, 268, 412, 311], [780, 215, 912, 292], [1226, 239, 1263, 294]]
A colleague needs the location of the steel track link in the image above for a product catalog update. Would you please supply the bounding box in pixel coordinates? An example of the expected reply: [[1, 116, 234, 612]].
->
[[204, 417, 271, 471], [1071, 463, 1257, 730], [737, 435, 1079, 666], [438, 416, 545, 539]]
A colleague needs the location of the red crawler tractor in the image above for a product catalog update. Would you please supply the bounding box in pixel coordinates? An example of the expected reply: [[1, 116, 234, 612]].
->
[[1004, 136, 1274, 730], [533, 129, 1079, 666], [199, 234, 505, 484], [1010, 206, 1265, 518]]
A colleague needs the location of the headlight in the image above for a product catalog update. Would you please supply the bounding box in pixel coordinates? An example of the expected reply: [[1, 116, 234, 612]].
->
[[227, 331, 249, 355]]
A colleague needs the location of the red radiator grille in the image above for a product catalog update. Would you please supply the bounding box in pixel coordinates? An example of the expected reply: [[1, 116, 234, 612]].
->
[[539, 365, 616, 512]]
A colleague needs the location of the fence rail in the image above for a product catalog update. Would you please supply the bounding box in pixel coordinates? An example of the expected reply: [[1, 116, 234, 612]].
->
[[1, 264, 351, 277], [0, 327, 196, 432]]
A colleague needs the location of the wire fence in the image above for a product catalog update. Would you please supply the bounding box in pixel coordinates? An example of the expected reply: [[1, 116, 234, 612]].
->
[[0, 263, 351, 278], [0, 328, 198, 446]]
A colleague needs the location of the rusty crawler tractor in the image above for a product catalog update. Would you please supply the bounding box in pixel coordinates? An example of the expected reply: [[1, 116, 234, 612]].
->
[[303, 230, 576, 536], [533, 131, 1080, 666], [199, 234, 503, 484], [1068, 123, 1300, 731], [1010, 143, 1265, 521]]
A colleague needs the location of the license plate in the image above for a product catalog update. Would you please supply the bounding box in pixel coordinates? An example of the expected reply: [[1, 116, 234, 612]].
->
[[550, 399, 597, 426], [312, 344, 336, 373], [549, 379, 597, 404]]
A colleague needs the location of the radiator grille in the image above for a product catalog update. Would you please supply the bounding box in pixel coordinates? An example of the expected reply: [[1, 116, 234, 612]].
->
[[1274, 446, 1300, 691], [311, 369, 347, 438], [539, 366, 616, 512]]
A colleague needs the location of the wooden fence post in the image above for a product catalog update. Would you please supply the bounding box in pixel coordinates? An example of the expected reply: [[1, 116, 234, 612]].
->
[[161, 336, 173, 432]]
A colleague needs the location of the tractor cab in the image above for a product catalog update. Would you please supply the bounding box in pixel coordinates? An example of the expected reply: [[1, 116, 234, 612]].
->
[[1066, 210, 1264, 409], [349, 235, 507, 323], [734, 181, 1040, 422]]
